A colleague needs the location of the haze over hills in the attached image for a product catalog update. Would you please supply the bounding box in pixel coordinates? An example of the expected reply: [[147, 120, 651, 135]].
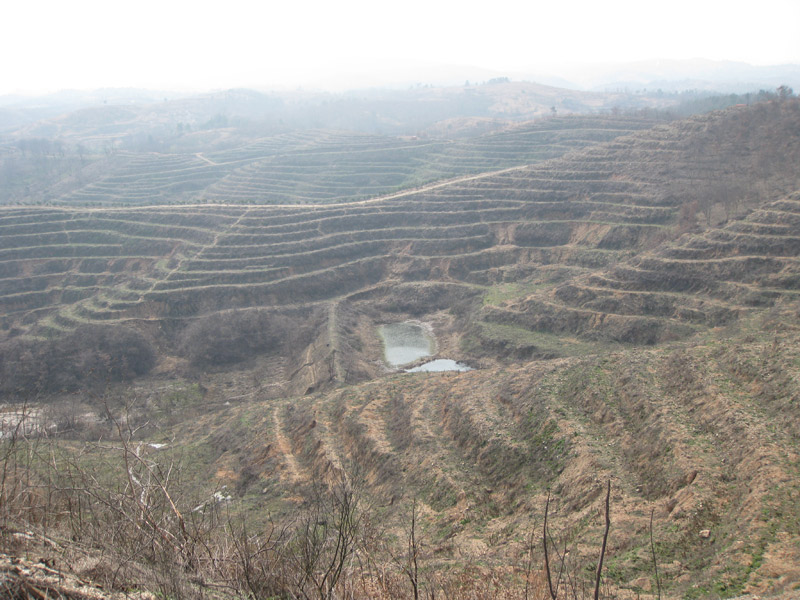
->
[[538, 59, 800, 93], [0, 79, 670, 139], [1, 80, 800, 599], [0, 80, 682, 207]]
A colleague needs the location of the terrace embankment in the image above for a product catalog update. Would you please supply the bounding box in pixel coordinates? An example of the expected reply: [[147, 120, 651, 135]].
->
[[35, 115, 662, 207], [2, 100, 800, 396]]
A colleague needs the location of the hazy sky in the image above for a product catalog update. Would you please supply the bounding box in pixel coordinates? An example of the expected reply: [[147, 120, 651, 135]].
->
[[3, 0, 799, 94]]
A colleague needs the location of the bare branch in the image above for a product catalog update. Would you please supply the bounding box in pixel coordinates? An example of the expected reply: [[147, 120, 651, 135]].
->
[[594, 481, 611, 600]]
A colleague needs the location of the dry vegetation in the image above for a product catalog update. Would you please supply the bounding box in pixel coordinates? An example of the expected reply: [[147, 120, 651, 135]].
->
[[1, 97, 800, 598]]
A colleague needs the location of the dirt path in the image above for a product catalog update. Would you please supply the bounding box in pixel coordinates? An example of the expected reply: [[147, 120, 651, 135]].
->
[[272, 404, 303, 483], [194, 152, 219, 166], [142, 206, 252, 297], [357, 396, 394, 455], [311, 404, 346, 476], [327, 301, 345, 383], [340, 163, 531, 207]]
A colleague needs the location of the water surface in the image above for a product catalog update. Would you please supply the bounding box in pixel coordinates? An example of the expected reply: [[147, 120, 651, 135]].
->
[[378, 322, 434, 367]]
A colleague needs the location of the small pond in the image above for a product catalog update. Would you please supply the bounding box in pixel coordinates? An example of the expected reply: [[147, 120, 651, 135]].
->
[[378, 322, 434, 367], [406, 359, 472, 373]]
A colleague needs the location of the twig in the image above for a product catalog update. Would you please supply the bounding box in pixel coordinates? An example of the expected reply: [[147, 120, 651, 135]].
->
[[543, 491, 556, 600], [594, 481, 611, 600], [650, 507, 662, 600]]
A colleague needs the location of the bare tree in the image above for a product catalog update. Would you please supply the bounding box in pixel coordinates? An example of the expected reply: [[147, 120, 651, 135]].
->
[[288, 472, 364, 599]]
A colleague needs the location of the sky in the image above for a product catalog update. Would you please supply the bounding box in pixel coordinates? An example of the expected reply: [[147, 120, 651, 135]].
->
[[2, 0, 799, 94]]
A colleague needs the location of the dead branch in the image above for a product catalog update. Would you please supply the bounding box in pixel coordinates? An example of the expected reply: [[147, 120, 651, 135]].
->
[[593, 481, 611, 600]]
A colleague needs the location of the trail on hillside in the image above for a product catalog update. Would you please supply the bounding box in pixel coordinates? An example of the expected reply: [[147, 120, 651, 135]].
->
[[339, 163, 532, 207], [327, 302, 345, 383], [194, 152, 219, 166], [272, 404, 303, 484], [140, 207, 253, 299]]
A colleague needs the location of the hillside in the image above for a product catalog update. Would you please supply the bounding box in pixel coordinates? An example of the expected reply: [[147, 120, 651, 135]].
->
[[1, 98, 800, 599], [1, 114, 664, 206]]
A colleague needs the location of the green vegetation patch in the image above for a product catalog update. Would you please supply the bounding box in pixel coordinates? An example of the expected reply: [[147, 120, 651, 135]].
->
[[464, 320, 612, 359]]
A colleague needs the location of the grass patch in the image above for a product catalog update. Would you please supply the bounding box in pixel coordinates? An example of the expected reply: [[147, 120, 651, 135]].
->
[[482, 282, 544, 305], [466, 320, 613, 358]]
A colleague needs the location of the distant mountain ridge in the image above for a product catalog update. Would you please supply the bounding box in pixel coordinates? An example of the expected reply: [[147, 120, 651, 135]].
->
[[533, 58, 800, 93]]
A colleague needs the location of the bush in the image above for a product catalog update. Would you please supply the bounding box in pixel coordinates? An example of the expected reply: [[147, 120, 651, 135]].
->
[[0, 324, 156, 397], [179, 309, 288, 367]]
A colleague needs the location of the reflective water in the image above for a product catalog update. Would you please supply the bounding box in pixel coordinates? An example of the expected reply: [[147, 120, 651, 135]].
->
[[406, 359, 472, 373], [378, 322, 434, 367]]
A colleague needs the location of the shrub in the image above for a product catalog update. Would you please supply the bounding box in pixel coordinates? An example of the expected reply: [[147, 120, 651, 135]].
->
[[179, 309, 289, 367], [0, 324, 156, 397]]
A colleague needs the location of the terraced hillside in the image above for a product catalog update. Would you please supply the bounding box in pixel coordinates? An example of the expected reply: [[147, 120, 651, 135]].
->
[[13, 115, 663, 206], [2, 99, 800, 597], [2, 102, 798, 350]]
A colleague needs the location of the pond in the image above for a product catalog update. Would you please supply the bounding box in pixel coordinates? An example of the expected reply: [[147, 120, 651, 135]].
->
[[378, 321, 434, 367], [378, 322, 473, 372]]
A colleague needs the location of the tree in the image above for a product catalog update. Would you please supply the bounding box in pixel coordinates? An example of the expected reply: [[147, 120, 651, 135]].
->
[[778, 85, 794, 100]]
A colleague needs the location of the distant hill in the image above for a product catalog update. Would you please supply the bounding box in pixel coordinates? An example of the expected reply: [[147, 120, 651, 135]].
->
[[1, 81, 676, 142], [0, 114, 668, 206], [547, 58, 800, 93]]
